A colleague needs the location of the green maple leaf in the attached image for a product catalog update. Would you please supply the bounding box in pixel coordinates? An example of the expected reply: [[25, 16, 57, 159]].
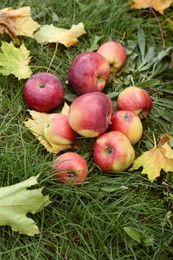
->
[[0, 175, 51, 236], [0, 41, 32, 80]]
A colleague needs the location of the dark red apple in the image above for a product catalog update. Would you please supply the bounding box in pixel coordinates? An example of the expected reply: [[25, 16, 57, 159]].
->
[[24, 72, 64, 112], [68, 52, 110, 95]]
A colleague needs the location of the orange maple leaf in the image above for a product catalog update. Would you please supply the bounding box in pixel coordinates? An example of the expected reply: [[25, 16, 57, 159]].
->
[[130, 134, 173, 182], [131, 0, 173, 14]]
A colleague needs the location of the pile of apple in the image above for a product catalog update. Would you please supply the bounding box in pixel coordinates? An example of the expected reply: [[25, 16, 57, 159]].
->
[[23, 41, 152, 186]]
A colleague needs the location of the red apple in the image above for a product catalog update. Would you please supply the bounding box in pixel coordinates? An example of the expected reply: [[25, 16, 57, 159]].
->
[[68, 52, 110, 95], [44, 113, 76, 145], [24, 72, 64, 112], [117, 86, 152, 119], [109, 110, 143, 145], [68, 92, 113, 137], [97, 41, 127, 74], [52, 152, 88, 186], [93, 131, 135, 173]]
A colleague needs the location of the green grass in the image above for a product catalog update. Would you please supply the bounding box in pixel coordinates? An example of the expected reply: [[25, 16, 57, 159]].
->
[[1, 0, 173, 259]]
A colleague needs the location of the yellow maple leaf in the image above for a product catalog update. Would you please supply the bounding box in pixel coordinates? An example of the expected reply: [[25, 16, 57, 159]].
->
[[130, 134, 173, 181], [131, 0, 173, 14], [33, 22, 86, 47], [0, 6, 40, 38], [23, 103, 73, 154], [0, 41, 32, 80]]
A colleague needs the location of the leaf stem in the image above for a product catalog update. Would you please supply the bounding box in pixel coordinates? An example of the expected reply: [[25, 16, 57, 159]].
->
[[30, 65, 55, 74], [119, 32, 126, 44], [47, 42, 58, 72], [152, 132, 157, 147], [149, 7, 165, 48]]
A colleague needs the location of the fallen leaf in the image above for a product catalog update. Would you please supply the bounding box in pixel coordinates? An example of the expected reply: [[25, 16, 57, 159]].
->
[[0, 6, 40, 38], [131, 0, 173, 14], [34, 22, 86, 47], [130, 134, 173, 181], [0, 41, 32, 80], [24, 103, 72, 154], [0, 175, 50, 236], [167, 18, 173, 34], [61, 102, 70, 116], [123, 226, 142, 243]]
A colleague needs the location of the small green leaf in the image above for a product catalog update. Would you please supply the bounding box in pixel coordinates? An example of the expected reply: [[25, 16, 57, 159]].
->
[[86, 35, 103, 52], [137, 29, 145, 60], [138, 79, 160, 88], [107, 91, 119, 99], [0, 41, 32, 80], [101, 186, 129, 193], [64, 93, 78, 102], [123, 226, 142, 243]]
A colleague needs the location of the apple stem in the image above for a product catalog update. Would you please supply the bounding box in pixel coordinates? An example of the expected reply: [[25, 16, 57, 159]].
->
[[39, 83, 46, 88], [105, 146, 113, 155], [66, 171, 77, 180]]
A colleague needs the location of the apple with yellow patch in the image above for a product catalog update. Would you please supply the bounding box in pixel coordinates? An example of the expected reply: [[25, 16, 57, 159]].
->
[[109, 110, 143, 145], [44, 113, 76, 145], [117, 86, 153, 119], [97, 41, 127, 74], [93, 131, 135, 173]]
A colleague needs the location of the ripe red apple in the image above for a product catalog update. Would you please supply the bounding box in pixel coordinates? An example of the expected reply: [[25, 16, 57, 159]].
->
[[24, 72, 64, 112], [68, 92, 113, 137], [52, 152, 88, 186], [44, 113, 76, 145], [68, 52, 110, 95], [109, 110, 143, 145], [93, 131, 135, 173], [117, 86, 152, 119], [97, 41, 127, 74]]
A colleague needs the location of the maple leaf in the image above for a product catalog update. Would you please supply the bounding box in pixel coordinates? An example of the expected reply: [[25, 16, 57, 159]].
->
[[0, 175, 50, 236], [24, 103, 73, 154], [33, 22, 86, 47], [131, 0, 173, 14], [0, 41, 32, 80], [130, 134, 173, 182], [0, 6, 40, 38]]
